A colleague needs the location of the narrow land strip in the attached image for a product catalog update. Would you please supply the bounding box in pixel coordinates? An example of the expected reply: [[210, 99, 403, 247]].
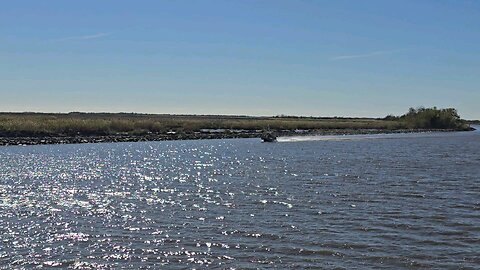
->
[[0, 107, 475, 146]]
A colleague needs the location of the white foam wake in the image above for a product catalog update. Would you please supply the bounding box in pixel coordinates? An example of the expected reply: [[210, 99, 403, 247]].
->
[[276, 132, 450, 143]]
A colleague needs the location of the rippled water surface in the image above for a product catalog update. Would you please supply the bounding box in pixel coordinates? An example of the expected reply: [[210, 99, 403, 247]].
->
[[1, 129, 479, 269]]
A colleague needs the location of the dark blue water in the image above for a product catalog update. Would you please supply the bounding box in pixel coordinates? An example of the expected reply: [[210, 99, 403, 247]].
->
[[1, 128, 479, 269]]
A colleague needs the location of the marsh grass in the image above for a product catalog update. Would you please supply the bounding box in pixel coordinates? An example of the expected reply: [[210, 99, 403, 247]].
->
[[0, 113, 402, 137], [0, 107, 469, 138]]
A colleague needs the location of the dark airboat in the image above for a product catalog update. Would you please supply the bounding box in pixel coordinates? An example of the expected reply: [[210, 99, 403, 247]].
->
[[261, 131, 277, 142]]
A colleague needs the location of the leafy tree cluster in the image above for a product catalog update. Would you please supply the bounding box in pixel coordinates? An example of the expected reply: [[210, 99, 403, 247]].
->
[[392, 107, 469, 130]]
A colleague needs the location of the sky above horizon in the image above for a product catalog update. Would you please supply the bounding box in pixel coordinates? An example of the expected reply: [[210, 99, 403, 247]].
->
[[1, 1, 479, 119]]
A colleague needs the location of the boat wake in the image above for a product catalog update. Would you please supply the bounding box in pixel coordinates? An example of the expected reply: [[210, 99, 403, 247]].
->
[[276, 131, 456, 143]]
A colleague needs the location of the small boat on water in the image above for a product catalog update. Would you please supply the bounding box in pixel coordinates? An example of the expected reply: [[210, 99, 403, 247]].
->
[[261, 131, 277, 142]]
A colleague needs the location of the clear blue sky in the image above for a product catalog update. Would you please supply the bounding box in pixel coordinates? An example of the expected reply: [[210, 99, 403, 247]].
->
[[1, 0, 479, 118]]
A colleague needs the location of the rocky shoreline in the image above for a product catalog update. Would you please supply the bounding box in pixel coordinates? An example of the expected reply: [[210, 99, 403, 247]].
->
[[0, 132, 261, 146], [0, 133, 253, 146], [0, 128, 474, 146]]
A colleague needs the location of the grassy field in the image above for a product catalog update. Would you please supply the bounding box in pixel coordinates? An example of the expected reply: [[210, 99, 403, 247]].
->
[[0, 112, 403, 137], [0, 107, 471, 138]]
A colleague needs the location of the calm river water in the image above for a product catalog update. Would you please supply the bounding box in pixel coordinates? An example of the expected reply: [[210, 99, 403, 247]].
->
[[1, 128, 479, 269]]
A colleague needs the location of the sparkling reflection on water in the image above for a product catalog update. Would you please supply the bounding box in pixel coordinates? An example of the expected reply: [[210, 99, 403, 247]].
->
[[0, 129, 479, 269]]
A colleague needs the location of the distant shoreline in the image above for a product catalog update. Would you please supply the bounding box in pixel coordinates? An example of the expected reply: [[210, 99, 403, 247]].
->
[[0, 128, 474, 146], [0, 110, 475, 146]]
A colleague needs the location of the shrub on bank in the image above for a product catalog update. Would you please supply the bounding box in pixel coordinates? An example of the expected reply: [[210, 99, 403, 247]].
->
[[399, 107, 469, 130]]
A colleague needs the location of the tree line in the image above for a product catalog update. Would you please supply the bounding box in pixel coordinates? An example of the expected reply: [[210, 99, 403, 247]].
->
[[384, 107, 470, 130]]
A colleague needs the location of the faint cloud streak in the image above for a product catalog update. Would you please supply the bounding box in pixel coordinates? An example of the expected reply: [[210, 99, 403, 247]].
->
[[49, 33, 110, 42], [332, 49, 403, 60]]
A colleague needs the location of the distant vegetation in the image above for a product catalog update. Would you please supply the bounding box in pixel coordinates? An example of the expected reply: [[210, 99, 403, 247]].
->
[[384, 107, 471, 130], [0, 107, 472, 138], [0, 113, 400, 137], [467, 120, 480, 125]]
